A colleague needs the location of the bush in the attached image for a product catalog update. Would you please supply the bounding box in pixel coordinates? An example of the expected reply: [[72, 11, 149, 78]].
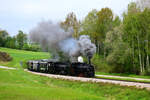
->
[[91, 54, 114, 73], [0, 51, 12, 62], [106, 42, 134, 73]]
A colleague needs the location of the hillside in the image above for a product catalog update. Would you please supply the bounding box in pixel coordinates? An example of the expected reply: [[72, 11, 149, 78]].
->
[[0, 47, 50, 68]]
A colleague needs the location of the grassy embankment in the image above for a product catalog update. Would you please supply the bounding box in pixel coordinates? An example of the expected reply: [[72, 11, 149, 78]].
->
[[96, 72, 150, 79], [0, 47, 50, 68], [0, 47, 150, 100], [96, 75, 150, 83]]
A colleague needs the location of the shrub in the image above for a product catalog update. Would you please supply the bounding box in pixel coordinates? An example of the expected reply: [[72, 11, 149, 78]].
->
[[91, 54, 113, 73], [0, 51, 12, 62]]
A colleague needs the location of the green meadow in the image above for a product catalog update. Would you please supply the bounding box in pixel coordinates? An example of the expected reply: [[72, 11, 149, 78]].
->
[[0, 47, 50, 68], [0, 47, 150, 100]]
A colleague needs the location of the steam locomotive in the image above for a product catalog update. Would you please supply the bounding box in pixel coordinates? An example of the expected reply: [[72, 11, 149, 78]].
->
[[27, 59, 95, 77]]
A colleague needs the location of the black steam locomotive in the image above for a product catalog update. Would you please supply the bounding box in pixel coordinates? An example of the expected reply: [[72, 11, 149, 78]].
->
[[27, 59, 95, 77]]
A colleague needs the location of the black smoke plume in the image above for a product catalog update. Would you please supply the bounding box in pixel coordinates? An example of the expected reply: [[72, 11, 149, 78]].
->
[[29, 20, 96, 62]]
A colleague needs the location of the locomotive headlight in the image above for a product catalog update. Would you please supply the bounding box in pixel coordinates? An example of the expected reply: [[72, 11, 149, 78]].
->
[[78, 56, 83, 63]]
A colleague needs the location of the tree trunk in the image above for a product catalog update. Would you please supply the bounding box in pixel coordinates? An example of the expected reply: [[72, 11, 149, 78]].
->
[[132, 38, 135, 72], [98, 43, 101, 54], [104, 45, 106, 59], [146, 40, 150, 71], [142, 55, 145, 72], [147, 55, 149, 70], [137, 35, 143, 73]]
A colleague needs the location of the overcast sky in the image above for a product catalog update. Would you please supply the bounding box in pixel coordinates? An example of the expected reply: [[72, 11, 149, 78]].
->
[[0, 0, 135, 35]]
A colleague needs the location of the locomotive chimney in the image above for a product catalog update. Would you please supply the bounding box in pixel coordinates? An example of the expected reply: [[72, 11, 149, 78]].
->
[[87, 54, 92, 65], [88, 57, 91, 65]]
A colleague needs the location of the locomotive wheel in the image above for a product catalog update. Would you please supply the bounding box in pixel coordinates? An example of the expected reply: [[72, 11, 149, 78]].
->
[[27, 67, 29, 70], [84, 72, 89, 77], [59, 70, 67, 75], [78, 73, 84, 77], [37, 66, 40, 72], [30, 66, 33, 71], [48, 67, 55, 74], [89, 72, 95, 77]]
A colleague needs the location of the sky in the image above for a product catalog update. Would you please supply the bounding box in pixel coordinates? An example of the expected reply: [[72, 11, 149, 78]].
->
[[0, 0, 135, 36]]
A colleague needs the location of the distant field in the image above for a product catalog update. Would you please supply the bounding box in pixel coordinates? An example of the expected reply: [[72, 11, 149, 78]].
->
[[0, 47, 50, 68]]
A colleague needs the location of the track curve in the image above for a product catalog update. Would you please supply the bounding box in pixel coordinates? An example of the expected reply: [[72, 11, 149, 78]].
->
[[25, 69, 150, 90]]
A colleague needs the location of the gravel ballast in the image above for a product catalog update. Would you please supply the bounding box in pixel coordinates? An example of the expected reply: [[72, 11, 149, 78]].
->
[[26, 69, 150, 90]]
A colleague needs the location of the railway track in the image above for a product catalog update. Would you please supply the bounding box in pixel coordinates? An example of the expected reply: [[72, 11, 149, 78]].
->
[[1, 66, 150, 90], [1, 64, 150, 90], [25, 69, 150, 90]]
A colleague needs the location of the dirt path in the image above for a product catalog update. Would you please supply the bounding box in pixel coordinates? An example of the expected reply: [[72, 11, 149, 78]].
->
[[0, 66, 16, 70], [26, 69, 150, 90]]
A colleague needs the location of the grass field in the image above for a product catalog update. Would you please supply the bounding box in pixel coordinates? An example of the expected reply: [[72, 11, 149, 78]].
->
[[0, 47, 150, 100], [0, 47, 50, 68], [1, 69, 150, 100]]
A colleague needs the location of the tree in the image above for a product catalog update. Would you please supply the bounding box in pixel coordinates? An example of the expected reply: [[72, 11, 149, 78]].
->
[[137, 0, 150, 10], [80, 9, 100, 53], [112, 16, 121, 27], [139, 8, 150, 73], [16, 30, 27, 49], [123, 2, 150, 74], [23, 43, 30, 50], [60, 12, 80, 38], [0, 30, 9, 47], [123, 2, 143, 74], [5, 36, 17, 49], [106, 42, 132, 73], [105, 25, 123, 55], [97, 8, 114, 58], [80, 8, 120, 56], [105, 25, 133, 73]]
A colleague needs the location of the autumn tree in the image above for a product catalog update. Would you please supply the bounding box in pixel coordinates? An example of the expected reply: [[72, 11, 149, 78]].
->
[[80, 9, 100, 52], [96, 8, 114, 58], [60, 12, 80, 38]]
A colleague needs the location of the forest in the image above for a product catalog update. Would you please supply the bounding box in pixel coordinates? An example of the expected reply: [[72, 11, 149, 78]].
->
[[0, 0, 150, 75]]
